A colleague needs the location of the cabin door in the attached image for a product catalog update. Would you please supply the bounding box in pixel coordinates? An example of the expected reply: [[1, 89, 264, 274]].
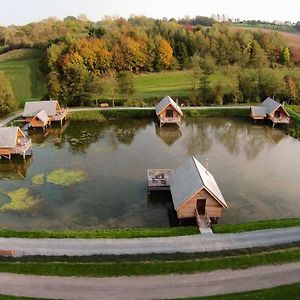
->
[[166, 109, 173, 118], [197, 199, 206, 215]]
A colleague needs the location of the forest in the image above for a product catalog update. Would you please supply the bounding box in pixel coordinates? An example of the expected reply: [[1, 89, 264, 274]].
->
[[0, 15, 300, 111]]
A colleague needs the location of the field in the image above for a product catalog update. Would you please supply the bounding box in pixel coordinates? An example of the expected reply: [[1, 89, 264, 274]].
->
[[133, 67, 300, 100], [0, 49, 47, 103]]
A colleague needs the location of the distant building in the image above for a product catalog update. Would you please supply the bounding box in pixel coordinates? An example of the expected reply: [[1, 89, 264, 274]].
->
[[23, 100, 69, 128], [155, 96, 183, 127], [250, 97, 290, 126]]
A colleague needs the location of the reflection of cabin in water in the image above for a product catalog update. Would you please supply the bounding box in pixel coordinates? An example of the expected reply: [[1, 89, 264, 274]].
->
[[0, 127, 32, 160], [23, 100, 69, 128], [155, 96, 183, 127], [250, 97, 290, 127], [0, 157, 32, 179], [170, 157, 227, 223], [155, 126, 182, 146]]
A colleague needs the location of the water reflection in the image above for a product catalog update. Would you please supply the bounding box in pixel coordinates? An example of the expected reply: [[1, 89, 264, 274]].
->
[[0, 157, 32, 180], [0, 117, 299, 229], [155, 126, 182, 146]]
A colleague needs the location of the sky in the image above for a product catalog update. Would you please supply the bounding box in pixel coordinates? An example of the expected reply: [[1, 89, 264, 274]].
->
[[0, 0, 299, 26]]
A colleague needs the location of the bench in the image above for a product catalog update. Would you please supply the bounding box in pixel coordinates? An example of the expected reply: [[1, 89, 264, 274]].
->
[[100, 103, 109, 108]]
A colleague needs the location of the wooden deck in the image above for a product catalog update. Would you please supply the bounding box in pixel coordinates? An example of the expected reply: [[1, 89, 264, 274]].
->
[[147, 169, 174, 194], [51, 108, 69, 124], [0, 138, 32, 160], [159, 116, 181, 127]]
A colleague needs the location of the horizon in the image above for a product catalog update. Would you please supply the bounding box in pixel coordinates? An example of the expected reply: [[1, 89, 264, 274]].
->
[[0, 0, 299, 27]]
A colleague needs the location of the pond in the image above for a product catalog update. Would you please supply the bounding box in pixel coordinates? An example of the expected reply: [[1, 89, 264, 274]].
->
[[0, 117, 300, 230]]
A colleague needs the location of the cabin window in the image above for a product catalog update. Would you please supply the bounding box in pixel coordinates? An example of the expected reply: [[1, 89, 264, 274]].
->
[[166, 109, 173, 118], [275, 110, 281, 118]]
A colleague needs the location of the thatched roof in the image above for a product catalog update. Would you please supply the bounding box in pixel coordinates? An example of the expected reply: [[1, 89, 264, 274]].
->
[[35, 110, 49, 124], [170, 156, 227, 210], [155, 96, 183, 116], [0, 127, 24, 148], [23, 101, 60, 117]]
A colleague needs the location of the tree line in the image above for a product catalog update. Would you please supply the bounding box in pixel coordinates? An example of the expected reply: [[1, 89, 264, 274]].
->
[[0, 15, 300, 112]]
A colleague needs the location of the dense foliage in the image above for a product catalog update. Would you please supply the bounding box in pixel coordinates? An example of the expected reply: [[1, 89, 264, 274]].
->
[[1, 16, 300, 106], [0, 72, 18, 116]]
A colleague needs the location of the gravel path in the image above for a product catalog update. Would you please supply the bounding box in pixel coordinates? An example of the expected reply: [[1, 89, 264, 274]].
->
[[1, 227, 299, 257], [0, 262, 299, 299]]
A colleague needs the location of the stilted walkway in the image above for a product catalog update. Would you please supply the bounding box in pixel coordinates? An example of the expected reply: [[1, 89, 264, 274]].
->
[[1, 226, 300, 257]]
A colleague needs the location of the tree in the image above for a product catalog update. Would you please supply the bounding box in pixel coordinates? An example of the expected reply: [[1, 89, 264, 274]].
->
[[284, 76, 299, 104], [189, 55, 201, 105], [117, 71, 135, 99], [238, 70, 260, 102], [249, 40, 269, 68], [158, 38, 173, 68], [281, 47, 291, 67], [0, 73, 18, 116], [258, 70, 282, 100]]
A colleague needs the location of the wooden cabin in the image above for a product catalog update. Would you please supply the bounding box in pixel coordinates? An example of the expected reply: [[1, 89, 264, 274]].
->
[[23, 100, 69, 127], [0, 127, 31, 160], [170, 156, 227, 223], [29, 109, 50, 130], [250, 97, 290, 127], [155, 96, 183, 127]]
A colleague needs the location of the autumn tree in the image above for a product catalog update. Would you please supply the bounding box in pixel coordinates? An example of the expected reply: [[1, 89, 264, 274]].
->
[[284, 75, 299, 104], [158, 38, 173, 68]]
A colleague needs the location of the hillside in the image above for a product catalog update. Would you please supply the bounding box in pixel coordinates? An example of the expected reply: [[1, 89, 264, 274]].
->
[[0, 49, 47, 103], [230, 26, 300, 62]]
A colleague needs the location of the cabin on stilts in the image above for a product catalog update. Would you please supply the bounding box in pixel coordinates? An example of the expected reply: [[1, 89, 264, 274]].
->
[[0, 127, 32, 160], [170, 156, 227, 225], [23, 100, 69, 128], [155, 96, 183, 127], [250, 97, 290, 127]]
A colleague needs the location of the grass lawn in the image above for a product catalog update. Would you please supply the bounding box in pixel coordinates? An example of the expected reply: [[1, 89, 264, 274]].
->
[[0, 226, 198, 239], [0, 49, 47, 103], [213, 218, 300, 234], [0, 247, 299, 277], [182, 282, 300, 300]]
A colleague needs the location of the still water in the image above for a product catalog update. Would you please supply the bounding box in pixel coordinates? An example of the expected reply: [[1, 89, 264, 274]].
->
[[0, 117, 299, 230]]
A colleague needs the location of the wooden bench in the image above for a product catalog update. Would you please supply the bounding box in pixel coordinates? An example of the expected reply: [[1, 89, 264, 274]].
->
[[100, 103, 109, 108]]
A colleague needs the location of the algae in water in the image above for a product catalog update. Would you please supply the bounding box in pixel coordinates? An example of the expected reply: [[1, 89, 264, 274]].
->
[[46, 168, 87, 187], [32, 173, 45, 185], [0, 188, 39, 212]]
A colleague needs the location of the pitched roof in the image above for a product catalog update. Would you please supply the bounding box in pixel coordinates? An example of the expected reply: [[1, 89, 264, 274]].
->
[[250, 106, 267, 117], [35, 110, 49, 124], [170, 156, 227, 210], [0, 127, 24, 148], [23, 101, 60, 117], [155, 96, 183, 116], [261, 97, 281, 115]]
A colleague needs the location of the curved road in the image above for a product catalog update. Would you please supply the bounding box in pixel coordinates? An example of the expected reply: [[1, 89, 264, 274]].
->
[[0, 262, 299, 299], [1, 227, 300, 257]]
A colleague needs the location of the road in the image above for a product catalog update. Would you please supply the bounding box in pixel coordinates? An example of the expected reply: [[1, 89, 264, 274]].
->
[[1, 226, 300, 257], [0, 262, 299, 299]]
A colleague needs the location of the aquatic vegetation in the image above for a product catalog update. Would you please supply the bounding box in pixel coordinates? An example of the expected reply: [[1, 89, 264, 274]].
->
[[46, 169, 87, 187], [0, 188, 39, 212], [31, 173, 45, 185]]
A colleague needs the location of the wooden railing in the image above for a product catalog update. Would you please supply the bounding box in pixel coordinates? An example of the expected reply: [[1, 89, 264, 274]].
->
[[160, 116, 181, 123]]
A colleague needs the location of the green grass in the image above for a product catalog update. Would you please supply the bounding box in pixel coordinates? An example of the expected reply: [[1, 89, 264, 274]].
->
[[213, 218, 300, 234], [0, 296, 46, 300], [180, 282, 300, 300], [67, 110, 107, 122], [183, 107, 249, 118], [132, 68, 300, 101], [0, 226, 198, 239], [0, 49, 47, 103], [0, 247, 299, 277]]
